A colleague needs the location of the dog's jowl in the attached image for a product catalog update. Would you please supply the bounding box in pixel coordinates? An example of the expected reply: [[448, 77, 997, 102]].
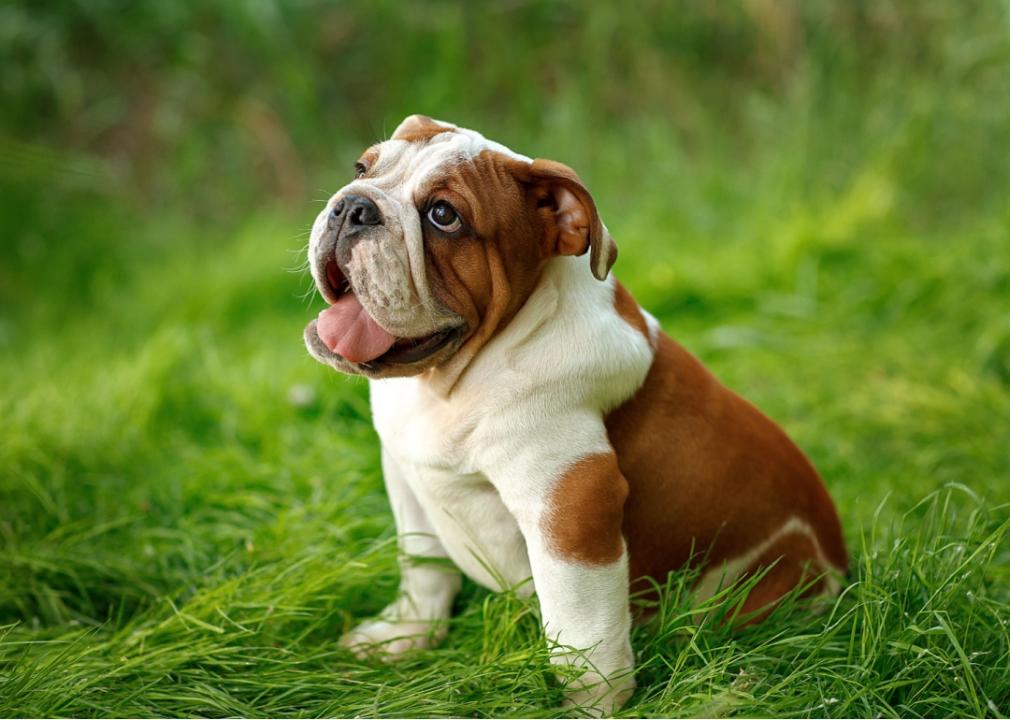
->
[[303, 114, 847, 715]]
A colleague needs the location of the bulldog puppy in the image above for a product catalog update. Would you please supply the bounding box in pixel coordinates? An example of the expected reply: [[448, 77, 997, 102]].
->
[[304, 115, 847, 715]]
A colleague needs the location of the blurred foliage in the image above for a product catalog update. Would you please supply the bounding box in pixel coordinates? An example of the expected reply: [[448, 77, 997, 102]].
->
[[3, 1, 1009, 207], [3, 1, 1010, 321]]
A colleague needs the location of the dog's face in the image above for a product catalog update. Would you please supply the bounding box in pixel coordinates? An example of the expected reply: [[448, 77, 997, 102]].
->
[[304, 115, 617, 378]]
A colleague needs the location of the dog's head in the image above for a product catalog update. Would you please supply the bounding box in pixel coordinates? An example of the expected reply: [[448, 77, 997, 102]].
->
[[304, 115, 617, 378]]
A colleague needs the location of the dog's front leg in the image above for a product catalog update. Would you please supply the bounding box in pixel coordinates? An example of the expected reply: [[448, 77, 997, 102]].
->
[[341, 447, 461, 658], [492, 441, 636, 716]]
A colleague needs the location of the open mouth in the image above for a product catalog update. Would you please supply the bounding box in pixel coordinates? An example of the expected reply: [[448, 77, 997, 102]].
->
[[323, 260, 352, 302], [311, 260, 462, 368]]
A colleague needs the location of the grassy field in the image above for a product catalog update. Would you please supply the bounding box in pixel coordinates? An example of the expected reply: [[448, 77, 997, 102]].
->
[[2, 2, 1010, 717]]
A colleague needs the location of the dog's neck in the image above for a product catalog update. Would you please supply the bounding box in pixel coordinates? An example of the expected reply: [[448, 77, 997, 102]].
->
[[406, 254, 598, 399]]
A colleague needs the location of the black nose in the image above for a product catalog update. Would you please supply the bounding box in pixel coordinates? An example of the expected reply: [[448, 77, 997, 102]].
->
[[331, 194, 382, 227]]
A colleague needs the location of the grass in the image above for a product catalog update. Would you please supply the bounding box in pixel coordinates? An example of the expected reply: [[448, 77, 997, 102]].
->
[[3, 1, 1010, 717]]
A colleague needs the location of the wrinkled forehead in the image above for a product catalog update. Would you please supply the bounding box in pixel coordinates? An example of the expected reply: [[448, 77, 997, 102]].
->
[[361, 124, 532, 202]]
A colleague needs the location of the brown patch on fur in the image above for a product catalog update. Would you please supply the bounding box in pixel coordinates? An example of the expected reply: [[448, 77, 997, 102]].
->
[[418, 150, 558, 386], [357, 146, 380, 171], [543, 453, 629, 565], [731, 531, 825, 626], [605, 331, 848, 602], [392, 114, 455, 143], [417, 151, 626, 389], [613, 280, 649, 339]]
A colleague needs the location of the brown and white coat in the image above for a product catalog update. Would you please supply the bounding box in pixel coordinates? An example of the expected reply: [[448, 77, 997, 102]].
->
[[304, 115, 847, 715]]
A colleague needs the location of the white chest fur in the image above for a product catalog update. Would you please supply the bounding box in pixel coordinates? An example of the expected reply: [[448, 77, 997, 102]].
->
[[368, 255, 655, 591]]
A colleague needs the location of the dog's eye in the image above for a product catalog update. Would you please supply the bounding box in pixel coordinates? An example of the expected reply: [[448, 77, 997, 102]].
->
[[427, 201, 462, 233], [354, 162, 366, 179]]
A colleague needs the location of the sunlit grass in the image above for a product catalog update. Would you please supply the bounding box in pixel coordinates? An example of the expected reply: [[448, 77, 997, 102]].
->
[[2, 163, 1008, 713]]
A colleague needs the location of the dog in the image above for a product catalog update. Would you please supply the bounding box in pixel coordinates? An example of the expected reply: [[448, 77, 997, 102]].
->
[[304, 115, 847, 714]]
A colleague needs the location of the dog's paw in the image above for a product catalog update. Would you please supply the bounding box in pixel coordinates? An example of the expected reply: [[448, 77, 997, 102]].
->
[[339, 618, 445, 659], [561, 671, 636, 717]]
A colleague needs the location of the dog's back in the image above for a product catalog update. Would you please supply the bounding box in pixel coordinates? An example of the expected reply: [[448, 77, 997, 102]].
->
[[605, 314, 848, 617]]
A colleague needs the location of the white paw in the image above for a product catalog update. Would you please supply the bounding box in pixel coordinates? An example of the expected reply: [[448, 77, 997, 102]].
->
[[562, 671, 636, 717], [339, 618, 445, 659]]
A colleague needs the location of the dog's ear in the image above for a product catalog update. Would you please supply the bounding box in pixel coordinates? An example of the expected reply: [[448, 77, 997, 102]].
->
[[391, 114, 455, 142], [523, 158, 617, 281]]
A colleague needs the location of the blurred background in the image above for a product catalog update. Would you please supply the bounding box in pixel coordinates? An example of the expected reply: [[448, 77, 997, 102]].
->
[[2, 1, 1009, 715]]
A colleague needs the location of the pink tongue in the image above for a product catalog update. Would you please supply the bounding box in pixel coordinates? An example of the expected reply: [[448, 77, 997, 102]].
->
[[317, 293, 397, 363]]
